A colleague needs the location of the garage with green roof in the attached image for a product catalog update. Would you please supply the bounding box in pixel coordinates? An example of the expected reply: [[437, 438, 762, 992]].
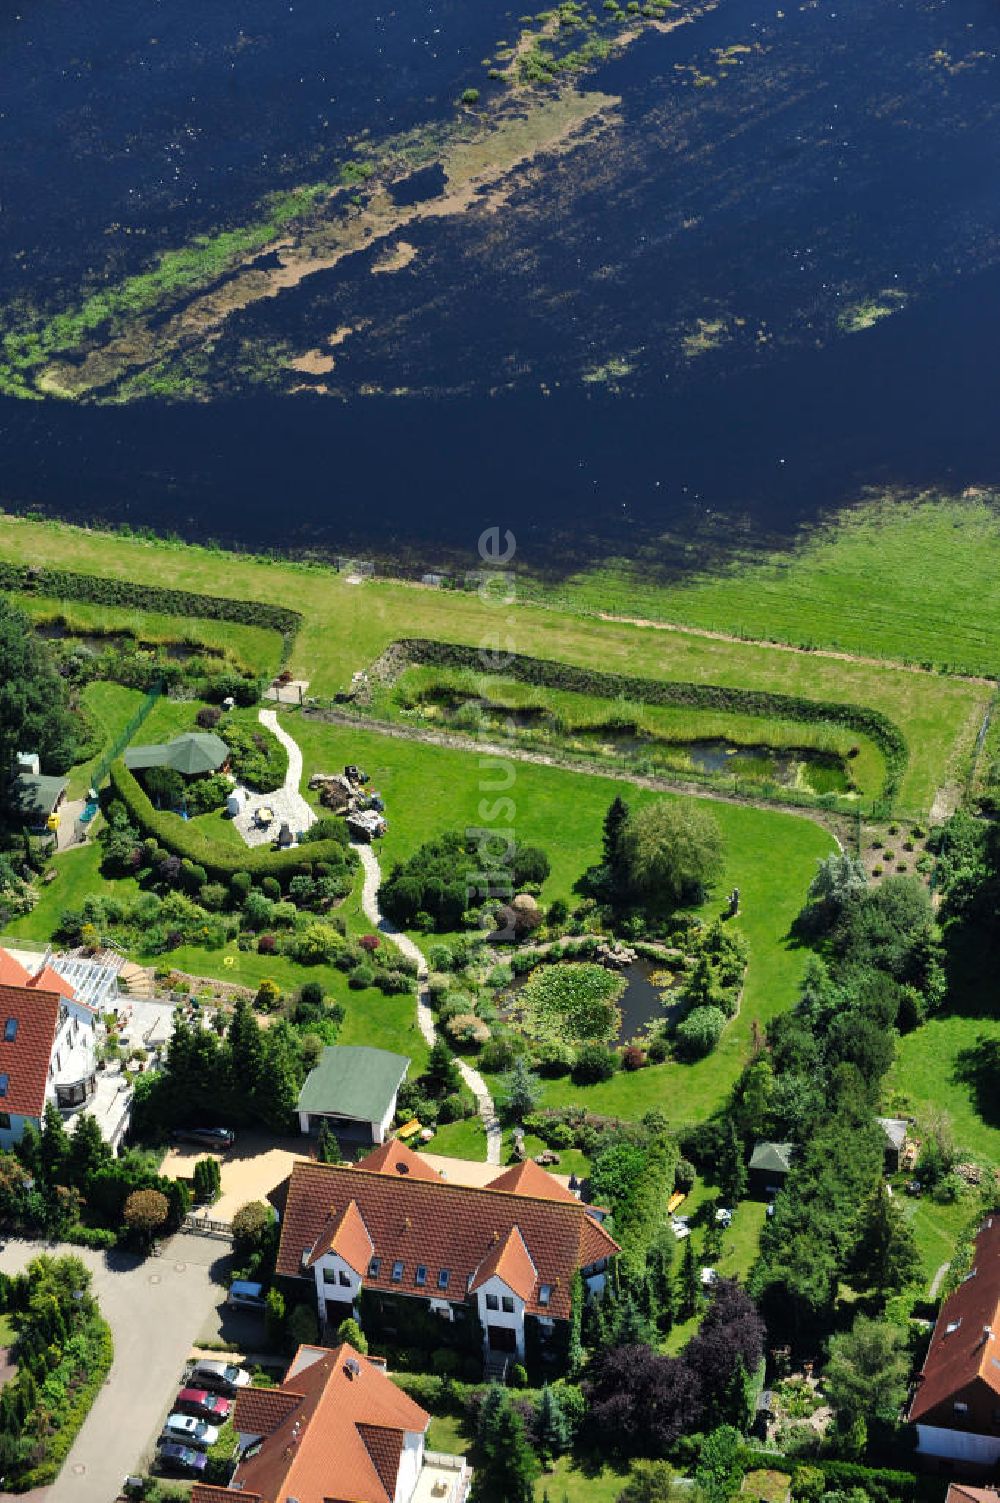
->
[[124, 731, 229, 778], [297, 1046, 411, 1145]]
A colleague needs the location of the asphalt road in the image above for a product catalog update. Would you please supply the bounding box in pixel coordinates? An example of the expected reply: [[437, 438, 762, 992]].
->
[[0, 1232, 230, 1503]]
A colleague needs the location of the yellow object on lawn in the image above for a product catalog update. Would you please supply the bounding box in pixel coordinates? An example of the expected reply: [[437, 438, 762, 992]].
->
[[667, 1191, 687, 1214], [397, 1119, 421, 1141]]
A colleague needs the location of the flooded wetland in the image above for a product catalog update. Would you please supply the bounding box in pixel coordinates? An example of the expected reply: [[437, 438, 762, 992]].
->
[[1, 0, 1000, 558]]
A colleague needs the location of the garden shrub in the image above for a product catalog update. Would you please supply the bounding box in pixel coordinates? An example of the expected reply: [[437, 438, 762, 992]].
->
[[572, 1041, 617, 1084], [674, 1004, 727, 1059]]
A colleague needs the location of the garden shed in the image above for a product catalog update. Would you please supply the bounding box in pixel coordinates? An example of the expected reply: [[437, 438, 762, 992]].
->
[[748, 1141, 795, 1199], [297, 1045, 410, 1144], [9, 773, 68, 831]]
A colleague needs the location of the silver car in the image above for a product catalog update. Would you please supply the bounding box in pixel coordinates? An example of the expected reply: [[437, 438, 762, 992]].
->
[[160, 1413, 220, 1452]]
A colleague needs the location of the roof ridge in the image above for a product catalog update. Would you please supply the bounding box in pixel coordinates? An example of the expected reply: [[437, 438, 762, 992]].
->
[[300, 1158, 593, 1213]]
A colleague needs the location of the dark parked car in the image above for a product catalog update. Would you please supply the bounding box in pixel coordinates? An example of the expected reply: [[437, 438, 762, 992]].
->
[[187, 1359, 252, 1395], [170, 1126, 236, 1149], [175, 1386, 233, 1422], [156, 1442, 208, 1479]]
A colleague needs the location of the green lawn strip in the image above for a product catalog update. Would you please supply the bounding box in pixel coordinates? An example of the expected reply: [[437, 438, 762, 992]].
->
[[425, 1118, 490, 1160], [4, 841, 140, 945], [535, 1456, 635, 1501], [293, 720, 833, 1126], [901, 1194, 971, 1292], [889, 1013, 1000, 1166], [522, 497, 1000, 677], [69, 681, 147, 797], [0, 515, 981, 816], [426, 1413, 470, 1455], [146, 943, 431, 1075], [0, 1310, 16, 1346], [11, 590, 283, 676]]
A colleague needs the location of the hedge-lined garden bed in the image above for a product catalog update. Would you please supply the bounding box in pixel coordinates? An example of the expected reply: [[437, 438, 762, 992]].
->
[[387, 638, 909, 813], [108, 759, 354, 881]]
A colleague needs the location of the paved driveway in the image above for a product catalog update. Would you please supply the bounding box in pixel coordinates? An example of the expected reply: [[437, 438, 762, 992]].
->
[[0, 1232, 230, 1503]]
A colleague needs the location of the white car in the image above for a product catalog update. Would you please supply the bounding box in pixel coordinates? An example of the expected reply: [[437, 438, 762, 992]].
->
[[715, 1207, 733, 1226], [160, 1413, 220, 1452], [670, 1216, 691, 1240]]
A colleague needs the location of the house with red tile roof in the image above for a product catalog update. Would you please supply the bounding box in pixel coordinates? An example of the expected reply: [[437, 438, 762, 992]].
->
[[189, 1342, 470, 1503], [946, 1487, 1000, 1503], [909, 1214, 1000, 1470], [0, 974, 100, 1149], [276, 1142, 619, 1366]]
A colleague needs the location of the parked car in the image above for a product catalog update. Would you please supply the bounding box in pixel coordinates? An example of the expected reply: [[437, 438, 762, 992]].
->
[[227, 1279, 267, 1312], [188, 1359, 252, 1395], [175, 1386, 233, 1422], [160, 1413, 220, 1451], [156, 1442, 208, 1479], [170, 1126, 236, 1149]]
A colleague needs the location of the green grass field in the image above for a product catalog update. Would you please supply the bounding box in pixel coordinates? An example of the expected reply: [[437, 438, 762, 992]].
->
[[292, 717, 834, 1127], [889, 1013, 1000, 1166], [0, 512, 985, 817], [525, 496, 1000, 676], [69, 681, 147, 797]]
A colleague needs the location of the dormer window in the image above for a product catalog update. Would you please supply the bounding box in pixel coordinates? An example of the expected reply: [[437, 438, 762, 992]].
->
[[3, 1019, 16, 1043], [391, 1260, 404, 1283], [368, 1257, 381, 1278], [539, 1284, 552, 1306], [415, 1265, 427, 1287]]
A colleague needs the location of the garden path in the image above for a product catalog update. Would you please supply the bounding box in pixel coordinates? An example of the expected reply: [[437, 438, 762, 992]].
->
[[355, 842, 502, 1164], [232, 709, 316, 846]]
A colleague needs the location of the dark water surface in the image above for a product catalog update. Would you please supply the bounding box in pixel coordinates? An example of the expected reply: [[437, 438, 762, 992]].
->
[[2, 0, 1000, 564]]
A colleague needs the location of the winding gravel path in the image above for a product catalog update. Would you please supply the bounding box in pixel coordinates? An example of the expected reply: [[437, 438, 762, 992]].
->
[[355, 842, 502, 1164]]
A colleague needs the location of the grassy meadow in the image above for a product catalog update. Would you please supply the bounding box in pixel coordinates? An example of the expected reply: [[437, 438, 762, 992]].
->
[[0, 511, 986, 817], [525, 496, 1000, 676]]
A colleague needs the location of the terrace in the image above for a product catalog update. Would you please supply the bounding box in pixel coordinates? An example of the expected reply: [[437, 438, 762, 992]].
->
[[411, 1450, 472, 1503]]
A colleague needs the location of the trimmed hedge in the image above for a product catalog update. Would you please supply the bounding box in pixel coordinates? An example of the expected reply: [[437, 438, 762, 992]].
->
[[17, 1316, 114, 1489], [739, 1450, 918, 1503], [0, 560, 301, 662], [393, 638, 908, 807], [108, 760, 356, 882]]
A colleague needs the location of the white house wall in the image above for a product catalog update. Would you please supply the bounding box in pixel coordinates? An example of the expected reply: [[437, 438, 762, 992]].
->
[[394, 1428, 425, 1503], [915, 1424, 1000, 1466], [313, 1252, 363, 1321], [476, 1275, 526, 1358]]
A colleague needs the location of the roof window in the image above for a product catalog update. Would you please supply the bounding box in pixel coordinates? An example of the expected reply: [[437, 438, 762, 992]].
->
[[539, 1284, 552, 1306], [0, 1074, 8, 1098], [391, 1260, 404, 1283], [415, 1265, 427, 1287], [3, 1019, 16, 1043], [946, 1319, 962, 1334], [438, 1269, 450, 1290], [368, 1257, 381, 1278]]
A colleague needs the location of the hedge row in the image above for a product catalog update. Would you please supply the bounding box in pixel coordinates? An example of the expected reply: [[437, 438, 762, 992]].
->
[[740, 1450, 918, 1502], [109, 760, 355, 882], [395, 638, 909, 805], [0, 560, 301, 661], [18, 1317, 114, 1489]]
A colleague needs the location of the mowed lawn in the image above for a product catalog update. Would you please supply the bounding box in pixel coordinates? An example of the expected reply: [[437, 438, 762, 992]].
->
[[527, 496, 1000, 677], [69, 681, 147, 797], [0, 514, 983, 818], [292, 717, 834, 1128], [889, 1012, 1000, 1166]]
